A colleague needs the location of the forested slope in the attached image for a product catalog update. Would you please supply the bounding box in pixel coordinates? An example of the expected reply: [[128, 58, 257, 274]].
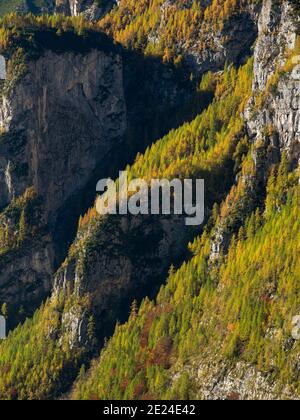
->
[[99, 0, 261, 74], [0, 0, 299, 401], [0, 57, 253, 400], [73, 172, 300, 400]]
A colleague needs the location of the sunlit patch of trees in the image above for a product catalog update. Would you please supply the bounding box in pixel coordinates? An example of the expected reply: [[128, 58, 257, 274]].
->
[[99, 0, 260, 64], [0, 12, 116, 56], [128, 60, 253, 181], [0, 291, 90, 400], [0, 187, 40, 256]]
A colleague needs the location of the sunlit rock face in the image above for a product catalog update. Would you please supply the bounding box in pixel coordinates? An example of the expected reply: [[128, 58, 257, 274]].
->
[[55, 0, 116, 20], [0, 315, 5, 339], [246, 0, 300, 165], [210, 0, 300, 266]]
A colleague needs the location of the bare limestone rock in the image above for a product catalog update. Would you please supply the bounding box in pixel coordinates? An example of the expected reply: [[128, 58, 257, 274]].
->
[[0, 45, 126, 309], [246, 0, 300, 165]]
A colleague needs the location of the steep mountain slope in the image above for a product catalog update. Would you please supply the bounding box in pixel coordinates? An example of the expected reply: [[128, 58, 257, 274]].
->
[[73, 181, 300, 400], [0, 14, 198, 324], [99, 0, 261, 75], [71, 0, 300, 400], [73, 1, 300, 399], [1, 1, 262, 76], [0, 52, 253, 401], [0, 0, 299, 401], [0, 16, 127, 318]]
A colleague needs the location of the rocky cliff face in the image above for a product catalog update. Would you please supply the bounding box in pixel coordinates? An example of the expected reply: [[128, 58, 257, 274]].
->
[[210, 0, 300, 261], [0, 236, 54, 310], [246, 0, 300, 165], [0, 49, 126, 214], [193, 359, 295, 400], [0, 45, 127, 311], [55, 0, 116, 20], [184, 2, 261, 75]]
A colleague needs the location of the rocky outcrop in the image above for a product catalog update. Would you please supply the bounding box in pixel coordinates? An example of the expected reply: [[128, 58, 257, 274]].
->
[[54, 213, 192, 344], [0, 236, 54, 312], [55, 0, 116, 20], [13, 0, 116, 19], [210, 0, 300, 261], [193, 360, 295, 400], [0, 44, 127, 310], [246, 0, 300, 165], [188, 7, 260, 75], [154, 0, 262, 76]]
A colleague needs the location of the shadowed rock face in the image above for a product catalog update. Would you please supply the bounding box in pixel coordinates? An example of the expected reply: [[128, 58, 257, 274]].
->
[[184, 9, 260, 76], [0, 46, 126, 311], [0, 25, 198, 315], [0, 49, 126, 215]]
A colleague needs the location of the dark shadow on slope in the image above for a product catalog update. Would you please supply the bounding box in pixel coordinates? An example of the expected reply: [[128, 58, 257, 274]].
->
[[3, 41, 213, 329], [51, 49, 213, 272]]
